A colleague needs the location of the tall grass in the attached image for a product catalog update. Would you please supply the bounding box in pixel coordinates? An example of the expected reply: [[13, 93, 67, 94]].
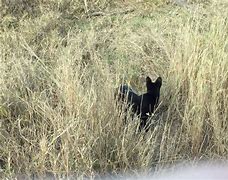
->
[[0, 0, 227, 178]]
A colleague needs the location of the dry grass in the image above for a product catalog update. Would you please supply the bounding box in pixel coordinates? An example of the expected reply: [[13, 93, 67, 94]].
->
[[0, 0, 227, 178]]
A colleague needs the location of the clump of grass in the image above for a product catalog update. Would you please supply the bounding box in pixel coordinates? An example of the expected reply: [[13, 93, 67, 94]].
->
[[0, 0, 227, 178]]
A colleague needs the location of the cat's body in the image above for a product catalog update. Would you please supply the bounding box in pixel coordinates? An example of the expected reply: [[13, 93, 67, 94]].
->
[[116, 76, 162, 130]]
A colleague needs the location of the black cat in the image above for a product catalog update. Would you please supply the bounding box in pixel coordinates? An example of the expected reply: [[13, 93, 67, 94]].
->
[[116, 76, 162, 131]]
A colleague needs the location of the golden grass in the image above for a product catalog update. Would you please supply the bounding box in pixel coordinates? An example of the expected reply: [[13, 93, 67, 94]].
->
[[0, 0, 227, 178]]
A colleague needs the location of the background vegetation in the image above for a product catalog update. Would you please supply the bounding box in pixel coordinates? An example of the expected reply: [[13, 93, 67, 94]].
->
[[0, 0, 227, 178]]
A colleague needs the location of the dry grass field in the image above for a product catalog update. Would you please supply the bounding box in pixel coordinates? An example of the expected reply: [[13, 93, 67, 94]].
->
[[0, 0, 227, 178]]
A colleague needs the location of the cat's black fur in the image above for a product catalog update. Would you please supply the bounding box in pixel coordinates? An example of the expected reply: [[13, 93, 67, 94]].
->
[[116, 76, 162, 130]]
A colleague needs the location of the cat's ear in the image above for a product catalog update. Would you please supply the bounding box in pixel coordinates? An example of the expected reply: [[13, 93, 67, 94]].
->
[[146, 76, 153, 91], [155, 77, 162, 88], [146, 76, 152, 86]]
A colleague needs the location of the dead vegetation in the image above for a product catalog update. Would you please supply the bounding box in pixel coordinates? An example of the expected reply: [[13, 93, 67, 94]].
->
[[0, 0, 227, 178]]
